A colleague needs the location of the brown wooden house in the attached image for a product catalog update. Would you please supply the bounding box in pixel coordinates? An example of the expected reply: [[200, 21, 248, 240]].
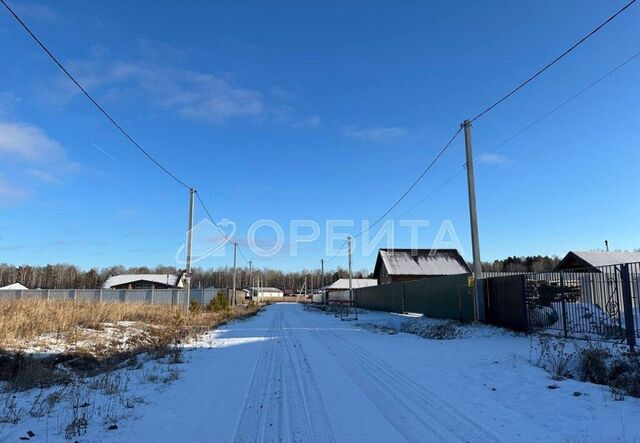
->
[[373, 248, 471, 285]]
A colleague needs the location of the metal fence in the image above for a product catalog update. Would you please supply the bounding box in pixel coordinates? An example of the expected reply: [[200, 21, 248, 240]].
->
[[0, 288, 222, 307], [481, 262, 640, 346], [354, 274, 474, 321]]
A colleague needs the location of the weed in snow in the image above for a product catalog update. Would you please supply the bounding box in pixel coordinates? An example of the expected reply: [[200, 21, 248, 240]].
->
[[401, 318, 462, 340]]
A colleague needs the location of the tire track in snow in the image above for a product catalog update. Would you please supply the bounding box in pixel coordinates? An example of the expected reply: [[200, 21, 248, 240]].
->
[[297, 308, 499, 443], [331, 332, 499, 442], [281, 316, 336, 443], [232, 310, 284, 443], [233, 307, 336, 443]]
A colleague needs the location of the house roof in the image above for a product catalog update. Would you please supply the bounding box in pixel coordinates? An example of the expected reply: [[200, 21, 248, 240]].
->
[[325, 278, 378, 290], [102, 273, 184, 289], [374, 249, 471, 277], [0, 283, 28, 290], [250, 287, 282, 293], [555, 251, 640, 271]]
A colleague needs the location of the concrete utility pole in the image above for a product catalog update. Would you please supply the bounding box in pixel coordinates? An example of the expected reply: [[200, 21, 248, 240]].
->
[[185, 188, 196, 315], [348, 236, 353, 302], [462, 120, 482, 279], [462, 120, 482, 321], [232, 242, 237, 307]]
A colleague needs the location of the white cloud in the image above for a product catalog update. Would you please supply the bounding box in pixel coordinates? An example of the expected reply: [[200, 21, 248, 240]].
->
[[341, 125, 408, 143], [268, 85, 301, 101], [12, 2, 61, 23], [294, 114, 321, 129], [0, 92, 21, 118], [47, 46, 316, 126], [0, 176, 28, 206], [476, 153, 508, 165], [0, 121, 64, 161], [0, 121, 79, 183], [64, 59, 267, 123]]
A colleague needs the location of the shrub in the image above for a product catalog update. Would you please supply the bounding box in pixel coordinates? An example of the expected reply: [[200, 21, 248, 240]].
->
[[577, 343, 610, 385], [207, 290, 229, 312], [189, 299, 201, 314], [535, 335, 574, 380], [400, 319, 461, 340], [608, 354, 640, 398]]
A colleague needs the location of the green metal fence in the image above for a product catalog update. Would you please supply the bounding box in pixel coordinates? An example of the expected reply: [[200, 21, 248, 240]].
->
[[354, 273, 473, 321]]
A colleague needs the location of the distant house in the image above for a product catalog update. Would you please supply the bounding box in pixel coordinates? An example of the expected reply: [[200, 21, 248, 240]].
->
[[555, 251, 640, 272], [102, 272, 185, 290], [249, 287, 284, 298], [373, 248, 471, 285], [324, 278, 378, 294], [0, 283, 28, 290]]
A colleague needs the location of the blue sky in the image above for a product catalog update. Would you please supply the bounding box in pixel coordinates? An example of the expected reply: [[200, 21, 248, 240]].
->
[[0, 0, 638, 272]]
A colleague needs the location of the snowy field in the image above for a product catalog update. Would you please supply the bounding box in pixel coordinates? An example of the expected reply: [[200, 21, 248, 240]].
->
[[2, 302, 639, 442]]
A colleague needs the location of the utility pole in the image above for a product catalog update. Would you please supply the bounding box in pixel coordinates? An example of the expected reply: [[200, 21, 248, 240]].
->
[[320, 258, 324, 303], [462, 120, 482, 319], [232, 242, 237, 307], [185, 188, 196, 315], [248, 260, 253, 299], [348, 235, 357, 319], [348, 236, 353, 302]]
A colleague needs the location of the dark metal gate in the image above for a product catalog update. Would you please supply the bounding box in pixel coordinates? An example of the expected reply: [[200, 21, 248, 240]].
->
[[484, 275, 529, 331]]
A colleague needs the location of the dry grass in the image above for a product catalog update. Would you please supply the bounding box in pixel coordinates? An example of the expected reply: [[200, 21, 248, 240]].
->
[[0, 299, 262, 390], [0, 300, 178, 344], [0, 299, 259, 346]]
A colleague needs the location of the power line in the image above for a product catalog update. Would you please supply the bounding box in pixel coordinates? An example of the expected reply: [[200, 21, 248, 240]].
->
[[399, 49, 640, 219], [325, 238, 349, 264], [195, 192, 254, 265], [195, 192, 234, 243], [470, 0, 637, 123], [351, 127, 462, 239], [476, 49, 640, 157], [0, 0, 191, 190], [237, 244, 250, 264]]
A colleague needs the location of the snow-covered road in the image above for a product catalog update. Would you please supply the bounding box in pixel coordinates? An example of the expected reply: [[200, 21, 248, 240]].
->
[[99, 303, 638, 442]]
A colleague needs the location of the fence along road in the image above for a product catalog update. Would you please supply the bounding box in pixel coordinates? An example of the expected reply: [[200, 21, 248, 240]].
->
[[0, 288, 221, 306]]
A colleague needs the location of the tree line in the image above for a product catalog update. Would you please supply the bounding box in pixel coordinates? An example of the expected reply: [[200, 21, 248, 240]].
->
[[0, 255, 561, 290], [481, 255, 560, 272], [0, 263, 370, 291]]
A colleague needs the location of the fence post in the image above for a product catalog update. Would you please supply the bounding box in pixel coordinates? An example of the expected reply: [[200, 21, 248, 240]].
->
[[520, 275, 529, 332], [73, 289, 77, 303], [99, 289, 103, 304], [620, 264, 636, 352], [560, 273, 568, 338], [46, 289, 50, 302]]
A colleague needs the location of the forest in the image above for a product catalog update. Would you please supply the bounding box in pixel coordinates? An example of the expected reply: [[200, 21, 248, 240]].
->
[[0, 263, 369, 291], [0, 255, 562, 290]]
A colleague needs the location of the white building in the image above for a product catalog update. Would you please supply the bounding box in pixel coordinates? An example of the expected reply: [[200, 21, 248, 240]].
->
[[249, 287, 284, 298], [0, 283, 28, 290], [102, 273, 185, 290]]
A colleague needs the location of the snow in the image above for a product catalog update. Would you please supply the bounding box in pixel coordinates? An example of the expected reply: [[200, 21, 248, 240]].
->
[[0, 283, 28, 290], [5, 321, 161, 356], [2, 303, 640, 442]]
